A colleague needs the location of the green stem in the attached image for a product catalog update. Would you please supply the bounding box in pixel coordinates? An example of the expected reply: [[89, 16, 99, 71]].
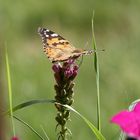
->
[[6, 48, 16, 136], [92, 16, 101, 132], [96, 58, 101, 132]]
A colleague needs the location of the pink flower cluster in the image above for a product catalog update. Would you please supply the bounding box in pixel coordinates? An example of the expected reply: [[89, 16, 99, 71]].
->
[[52, 59, 79, 85]]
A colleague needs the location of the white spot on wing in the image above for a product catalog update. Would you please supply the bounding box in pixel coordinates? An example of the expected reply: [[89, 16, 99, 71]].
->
[[45, 34, 49, 37], [51, 33, 58, 37], [59, 40, 65, 43]]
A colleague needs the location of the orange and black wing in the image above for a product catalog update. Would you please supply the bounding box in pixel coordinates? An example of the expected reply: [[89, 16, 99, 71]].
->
[[38, 27, 77, 62]]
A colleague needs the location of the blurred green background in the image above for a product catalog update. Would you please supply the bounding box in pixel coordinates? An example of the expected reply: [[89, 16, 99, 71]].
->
[[1, 0, 140, 139]]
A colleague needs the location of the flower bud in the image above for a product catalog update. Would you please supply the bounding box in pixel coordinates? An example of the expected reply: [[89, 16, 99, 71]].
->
[[52, 63, 61, 73]]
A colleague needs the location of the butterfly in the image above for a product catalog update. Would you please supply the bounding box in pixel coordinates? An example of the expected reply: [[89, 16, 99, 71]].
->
[[38, 27, 94, 63], [111, 102, 140, 139]]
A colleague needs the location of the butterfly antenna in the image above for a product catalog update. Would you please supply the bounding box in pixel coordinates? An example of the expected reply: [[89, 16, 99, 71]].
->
[[84, 49, 104, 55], [84, 41, 89, 49], [92, 49, 105, 53]]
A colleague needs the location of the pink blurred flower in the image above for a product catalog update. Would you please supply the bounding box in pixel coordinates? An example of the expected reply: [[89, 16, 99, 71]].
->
[[111, 102, 140, 140], [11, 136, 19, 140]]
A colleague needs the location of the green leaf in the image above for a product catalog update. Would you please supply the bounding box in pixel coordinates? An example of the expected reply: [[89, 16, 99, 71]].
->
[[56, 103, 106, 140], [5, 100, 55, 140], [5, 99, 106, 139], [5, 99, 55, 114]]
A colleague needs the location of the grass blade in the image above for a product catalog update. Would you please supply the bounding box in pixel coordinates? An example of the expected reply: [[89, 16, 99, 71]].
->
[[5, 48, 16, 136], [40, 125, 50, 140], [92, 12, 101, 132], [4, 99, 54, 139], [56, 103, 106, 140], [5, 99, 55, 114], [5, 99, 105, 139], [13, 115, 45, 140]]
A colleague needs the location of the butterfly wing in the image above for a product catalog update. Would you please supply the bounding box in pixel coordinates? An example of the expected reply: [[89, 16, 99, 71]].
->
[[38, 27, 79, 62]]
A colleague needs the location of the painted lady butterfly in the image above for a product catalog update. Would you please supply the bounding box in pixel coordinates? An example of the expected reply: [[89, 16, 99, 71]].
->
[[38, 27, 94, 62]]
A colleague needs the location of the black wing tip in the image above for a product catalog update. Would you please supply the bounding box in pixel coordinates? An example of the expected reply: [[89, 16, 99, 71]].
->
[[38, 27, 51, 35], [38, 27, 43, 34]]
